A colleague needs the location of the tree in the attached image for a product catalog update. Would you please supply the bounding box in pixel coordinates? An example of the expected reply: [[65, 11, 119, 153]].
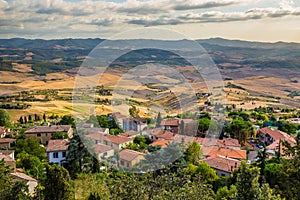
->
[[155, 112, 162, 128], [28, 115, 32, 123], [42, 164, 73, 200], [97, 115, 108, 128], [185, 141, 203, 165], [227, 119, 253, 145], [0, 160, 31, 200], [236, 162, 281, 200], [51, 132, 68, 139], [87, 115, 99, 127], [216, 185, 237, 200], [15, 138, 47, 161], [256, 145, 268, 183], [0, 109, 11, 127], [278, 121, 297, 135], [66, 133, 94, 176], [129, 105, 140, 118], [19, 116, 24, 124], [16, 152, 45, 179], [59, 115, 75, 127], [196, 162, 218, 183], [198, 117, 211, 135]]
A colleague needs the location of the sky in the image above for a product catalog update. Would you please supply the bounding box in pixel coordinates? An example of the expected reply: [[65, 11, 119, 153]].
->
[[1, 0, 300, 42]]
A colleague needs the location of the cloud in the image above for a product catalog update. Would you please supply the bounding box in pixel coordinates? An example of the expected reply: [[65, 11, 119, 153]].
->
[[0, 0, 300, 38]]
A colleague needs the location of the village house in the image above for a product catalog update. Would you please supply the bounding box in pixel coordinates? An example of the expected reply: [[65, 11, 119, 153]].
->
[[94, 143, 114, 160], [179, 119, 198, 136], [202, 147, 247, 161], [123, 117, 147, 132], [110, 112, 127, 130], [86, 132, 133, 150], [0, 138, 16, 148], [46, 139, 69, 166], [257, 127, 296, 147], [144, 128, 174, 141], [201, 155, 241, 177], [161, 118, 180, 134], [25, 125, 73, 144], [0, 127, 17, 138], [120, 130, 140, 138], [0, 150, 15, 169], [118, 149, 144, 169], [10, 170, 38, 196]]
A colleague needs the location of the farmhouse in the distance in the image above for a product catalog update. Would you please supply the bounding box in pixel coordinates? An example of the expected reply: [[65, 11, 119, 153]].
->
[[25, 125, 73, 144]]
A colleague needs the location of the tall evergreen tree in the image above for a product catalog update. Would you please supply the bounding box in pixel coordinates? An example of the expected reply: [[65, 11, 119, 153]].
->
[[42, 164, 73, 200]]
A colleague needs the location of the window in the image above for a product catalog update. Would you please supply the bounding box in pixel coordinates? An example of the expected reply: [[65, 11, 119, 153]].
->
[[62, 152, 66, 158], [120, 160, 124, 166], [53, 152, 59, 158], [45, 133, 48, 137], [127, 163, 130, 168], [37, 133, 41, 137], [103, 152, 107, 157]]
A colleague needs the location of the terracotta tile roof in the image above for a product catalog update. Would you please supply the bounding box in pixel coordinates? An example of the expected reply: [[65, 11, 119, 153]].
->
[[94, 143, 113, 154], [0, 150, 14, 155], [259, 127, 296, 145], [10, 172, 37, 182], [203, 147, 246, 160], [105, 135, 133, 144], [201, 155, 241, 173], [120, 130, 140, 137], [46, 139, 69, 152], [217, 138, 241, 148], [155, 130, 174, 140], [172, 134, 197, 145], [161, 118, 180, 126], [119, 149, 144, 162], [85, 132, 106, 141], [25, 125, 72, 134], [149, 139, 169, 148], [145, 128, 163, 136], [0, 138, 16, 143]]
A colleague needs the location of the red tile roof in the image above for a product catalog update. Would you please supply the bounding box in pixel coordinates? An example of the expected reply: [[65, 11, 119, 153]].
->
[[119, 149, 144, 162], [201, 155, 241, 173], [86, 132, 106, 141], [217, 138, 241, 148], [203, 147, 246, 160], [46, 139, 69, 152], [149, 139, 169, 148], [120, 130, 140, 137], [259, 127, 296, 145], [94, 143, 113, 154], [25, 125, 72, 134], [172, 134, 196, 145], [161, 118, 180, 126], [155, 130, 174, 140], [105, 135, 133, 145]]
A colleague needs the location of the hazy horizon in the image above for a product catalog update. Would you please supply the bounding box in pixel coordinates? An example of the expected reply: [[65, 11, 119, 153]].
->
[[1, 0, 300, 43]]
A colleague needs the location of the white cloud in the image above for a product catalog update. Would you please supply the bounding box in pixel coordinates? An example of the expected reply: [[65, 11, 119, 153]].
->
[[0, 0, 300, 39]]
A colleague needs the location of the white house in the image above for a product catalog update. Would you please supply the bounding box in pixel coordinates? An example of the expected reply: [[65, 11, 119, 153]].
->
[[46, 139, 69, 166]]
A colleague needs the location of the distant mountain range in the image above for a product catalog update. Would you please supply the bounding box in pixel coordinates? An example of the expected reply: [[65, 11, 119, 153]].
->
[[0, 38, 299, 75]]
